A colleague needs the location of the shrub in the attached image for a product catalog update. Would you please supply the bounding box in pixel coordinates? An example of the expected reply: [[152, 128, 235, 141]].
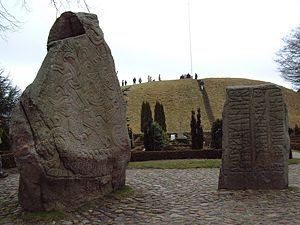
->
[[211, 119, 222, 149], [144, 121, 164, 151], [162, 131, 170, 146], [140, 101, 152, 133]]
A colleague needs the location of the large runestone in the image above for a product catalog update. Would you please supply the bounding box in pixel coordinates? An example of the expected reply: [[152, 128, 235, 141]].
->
[[10, 12, 130, 211], [218, 84, 290, 190]]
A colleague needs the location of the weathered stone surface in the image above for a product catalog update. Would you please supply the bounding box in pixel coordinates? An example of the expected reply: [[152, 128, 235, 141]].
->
[[10, 12, 130, 211], [219, 84, 290, 190]]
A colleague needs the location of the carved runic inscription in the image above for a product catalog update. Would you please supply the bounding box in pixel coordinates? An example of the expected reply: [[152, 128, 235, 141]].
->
[[219, 84, 290, 190]]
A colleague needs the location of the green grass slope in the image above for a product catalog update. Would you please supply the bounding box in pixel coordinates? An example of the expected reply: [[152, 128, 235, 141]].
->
[[125, 78, 300, 133]]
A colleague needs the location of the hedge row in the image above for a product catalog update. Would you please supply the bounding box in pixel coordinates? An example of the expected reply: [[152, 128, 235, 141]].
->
[[2, 146, 298, 168], [1, 150, 222, 168], [291, 143, 300, 150], [130, 150, 222, 162]]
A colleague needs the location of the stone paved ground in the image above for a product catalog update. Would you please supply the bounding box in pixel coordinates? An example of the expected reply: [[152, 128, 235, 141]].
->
[[1, 164, 300, 225]]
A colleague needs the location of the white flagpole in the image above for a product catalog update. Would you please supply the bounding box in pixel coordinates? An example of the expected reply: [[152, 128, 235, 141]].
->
[[188, 0, 193, 76]]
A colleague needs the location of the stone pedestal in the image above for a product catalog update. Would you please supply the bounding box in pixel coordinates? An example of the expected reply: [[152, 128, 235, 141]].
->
[[218, 84, 289, 190]]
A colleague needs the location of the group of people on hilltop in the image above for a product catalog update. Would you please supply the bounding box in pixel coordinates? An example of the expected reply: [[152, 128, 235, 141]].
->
[[180, 73, 198, 80], [121, 78, 142, 86], [132, 77, 142, 84], [147, 74, 161, 82], [180, 73, 205, 90], [121, 74, 162, 86], [121, 73, 204, 87]]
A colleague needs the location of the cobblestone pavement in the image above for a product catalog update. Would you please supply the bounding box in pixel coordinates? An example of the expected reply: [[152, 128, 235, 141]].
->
[[1, 164, 300, 225]]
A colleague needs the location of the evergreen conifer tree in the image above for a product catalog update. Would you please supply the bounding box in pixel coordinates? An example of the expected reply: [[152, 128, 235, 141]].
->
[[196, 108, 204, 149], [141, 101, 152, 133], [0, 70, 20, 150], [154, 101, 167, 132], [140, 101, 153, 133], [140, 101, 146, 133], [160, 103, 167, 132], [190, 110, 197, 149], [145, 101, 153, 124], [295, 124, 300, 136], [154, 101, 161, 126]]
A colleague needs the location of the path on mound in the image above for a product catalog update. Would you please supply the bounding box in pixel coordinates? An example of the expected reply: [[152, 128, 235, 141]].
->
[[1, 165, 300, 224], [197, 81, 215, 127]]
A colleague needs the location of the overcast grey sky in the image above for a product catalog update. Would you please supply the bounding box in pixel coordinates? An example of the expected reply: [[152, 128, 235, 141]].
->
[[1, 0, 300, 90]]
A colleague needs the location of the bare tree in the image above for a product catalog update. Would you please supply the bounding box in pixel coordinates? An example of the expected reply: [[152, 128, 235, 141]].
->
[[0, 0, 89, 36], [275, 26, 300, 89], [0, 0, 23, 34], [50, 0, 89, 12]]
